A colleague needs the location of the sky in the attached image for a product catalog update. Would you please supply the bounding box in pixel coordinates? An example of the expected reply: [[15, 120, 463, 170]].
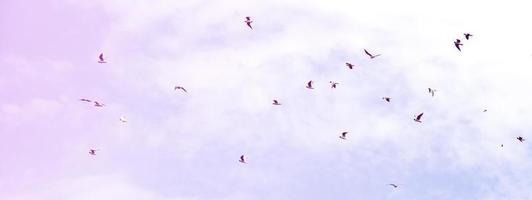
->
[[2, 0, 532, 199]]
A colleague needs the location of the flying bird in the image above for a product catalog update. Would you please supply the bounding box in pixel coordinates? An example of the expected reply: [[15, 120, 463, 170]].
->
[[483, 109, 488, 112], [428, 88, 436, 97], [345, 62, 354, 69], [414, 112, 424, 123], [454, 39, 463, 51], [501, 144, 504, 147], [389, 184, 398, 188], [364, 49, 381, 59], [174, 86, 188, 93], [339, 131, 348, 140], [273, 100, 281, 105], [382, 97, 391, 102], [244, 16, 253, 29], [80, 98, 92, 103], [239, 155, 246, 163], [464, 33, 473, 40], [89, 149, 98, 155], [330, 81, 339, 89], [119, 116, 127, 123], [517, 136, 525, 142], [94, 101, 105, 107], [306, 80, 314, 89], [98, 53, 106, 63]]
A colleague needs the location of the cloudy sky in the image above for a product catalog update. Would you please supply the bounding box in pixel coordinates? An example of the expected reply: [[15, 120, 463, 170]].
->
[[2, 0, 532, 199]]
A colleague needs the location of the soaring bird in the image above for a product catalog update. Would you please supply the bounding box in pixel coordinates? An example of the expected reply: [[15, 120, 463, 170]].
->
[[454, 39, 463, 51], [339, 131, 348, 140], [414, 112, 424, 123], [80, 98, 92, 103], [364, 49, 381, 59], [273, 100, 281, 105], [389, 184, 398, 188], [345, 62, 354, 69], [89, 149, 98, 155], [464, 33, 473, 40], [98, 53, 106, 63], [239, 155, 246, 163], [119, 116, 127, 123], [94, 101, 105, 107], [382, 97, 391, 102], [428, 88, 436, 97], [244, 16, 253, 29], [330, 81, 339, 89], [306, 80, 314, 89], [517, 136, 525, 142], [174, 86, 188, 93]]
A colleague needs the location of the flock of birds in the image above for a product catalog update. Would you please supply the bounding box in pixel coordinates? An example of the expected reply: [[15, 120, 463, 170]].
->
[[82, 16, 527, 190]]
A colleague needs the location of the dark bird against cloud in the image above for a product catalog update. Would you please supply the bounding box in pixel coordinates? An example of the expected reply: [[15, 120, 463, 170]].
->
[[89, 149, 98, 155], [345, 62, 354, 69], [98, 53, 106, 63], [239, 155, 246, 163], [306, 80, 314, 89], [517, 136, 525, 142], [364, 49, 381, 59], [454, 39, 463, 51], [273, 100, 281, 105], [330, 81, 339, 89], [414, 112, 424, 123], [244, 16, 253, 29], [174, 86, 188, 93], [339, 131, 348, 140], [464, 33, 473, 40], [383, 97, 391, 102]]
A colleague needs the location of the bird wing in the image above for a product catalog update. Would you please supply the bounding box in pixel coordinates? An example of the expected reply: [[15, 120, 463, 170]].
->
[[342, 132, 347, 137], [417, 113, 424, 119], [99, 53, 104, 60], [455, 43, 461, 51], [181, 87, 188, 92], [246, 16, 250, 20], [307, 81, 312, 87], [364, 49, 372, 57]]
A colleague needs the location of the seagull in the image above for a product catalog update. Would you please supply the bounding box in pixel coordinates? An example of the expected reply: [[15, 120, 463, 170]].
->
[[273, 100, 281, 105], [414, 112, 423, 123], [389, 184, 398, 188], [517, 136, 525, 142], [428, 88, 436, 97], [98, 53, 106, 63], [89, 149, 98, 155], [454, 39, 463, 51], [364, 49, 381, 59], [339, 131, 348, 140], [306, 80, 314, 89], [80, 98, 92, 103], [94, 101, 105, 107], [174, 86, 188, 93], [239, 155, 246, 163], [345, 62, 354, 69], [244, 16, 253, 29], [464, 33, 473, 40], [330, 81, 339, 89], [382, 97, 391, 102], [119, 116, 127, 123]]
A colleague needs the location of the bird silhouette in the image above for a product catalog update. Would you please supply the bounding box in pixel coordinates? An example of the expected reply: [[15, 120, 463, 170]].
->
[[244, 16, 253, 29], [306, 80, 314, 89], [428, 88, 436, 97], [517, 136, 525, 142], [383, 97, 391, 102], [98, 53, 106, 63], [94, 101, 105, 107], [339, 131, 348, 140], [273, 100, 281, 105], [239, 155, 246, 163], [119, 116, 127, 123], [414, 113, 424, 123], [80, 98, 92, 103], [89, 149, 98, 155], [345, 62, 354, 69], [330, 81, 339, 89], [464, 33, 473, 40], [454, 39, 463, 51], [364, 49, 381, 59], [174, 86, 188, 93], [389, 184, 398, 188]]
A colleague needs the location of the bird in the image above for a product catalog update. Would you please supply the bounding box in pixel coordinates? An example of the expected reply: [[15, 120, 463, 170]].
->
[[389, 184, 398, 188], [119, 116, 127, 123], [464, 33, 473, 40], [428, 88, 436, 97], [239, 155, 246, 163], [98, 53, 106, 63], [89, 149, 98, 155], [501, 144, 504, 147], [414, 112, 424, 123], [345, 62, 354, 69], [94, 101, 105, 107], [454, 39, 463, 51], [364, 49, 381, 59], [382, 97, 391, 102], [273, 100, 281, 105], [80, 98, 92, 103], [330, 81, 339, 89], [339, 131, 348, 140], [174, 86, 188, 93], [306, 80, 314, 89], [517, 136, 525, 142], [483, 109, 488, 112], [244, 16, 253, 29]]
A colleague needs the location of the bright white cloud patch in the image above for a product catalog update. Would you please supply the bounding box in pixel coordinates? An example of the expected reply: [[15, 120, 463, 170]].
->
[[2, 0, 532, 199]]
